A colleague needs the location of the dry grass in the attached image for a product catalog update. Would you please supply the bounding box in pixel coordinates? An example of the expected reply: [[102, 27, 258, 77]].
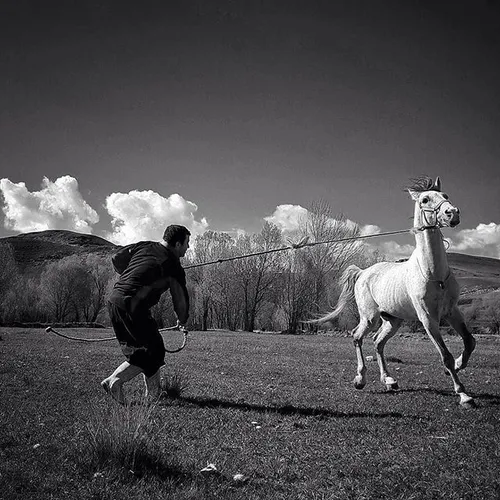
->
[[80, 401, 165, 476], [161, 368, 190, 399]]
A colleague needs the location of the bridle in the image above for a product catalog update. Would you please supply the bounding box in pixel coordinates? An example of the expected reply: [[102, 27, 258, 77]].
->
[[414, 194, 455, 288], [416, 197, 456, 231]]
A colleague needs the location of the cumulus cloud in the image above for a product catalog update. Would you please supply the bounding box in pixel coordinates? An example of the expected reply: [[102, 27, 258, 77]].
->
[[447, 222, 500, 258], [376, 240, 414, 261], [264, 204, 308, 233], [0, 176, 99, 233], [360, 224, 381, 236], [265, 204, 383, 240], [105, 190, 208, 245], [365, 222, 500, 261]]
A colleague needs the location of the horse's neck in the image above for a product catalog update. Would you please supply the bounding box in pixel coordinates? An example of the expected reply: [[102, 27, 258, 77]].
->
[[412, 206, 449, 279]]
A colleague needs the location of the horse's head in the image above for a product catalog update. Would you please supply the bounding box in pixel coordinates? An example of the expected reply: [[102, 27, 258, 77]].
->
[[408, 176, 460, 229]]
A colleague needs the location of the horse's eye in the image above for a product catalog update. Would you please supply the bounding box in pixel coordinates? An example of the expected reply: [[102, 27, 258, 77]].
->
[[421, 197, 429, 204], [442, 193, 449, 200]]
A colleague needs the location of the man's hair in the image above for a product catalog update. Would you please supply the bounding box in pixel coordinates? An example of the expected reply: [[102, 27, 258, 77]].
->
[[163, 225, 191, 246]]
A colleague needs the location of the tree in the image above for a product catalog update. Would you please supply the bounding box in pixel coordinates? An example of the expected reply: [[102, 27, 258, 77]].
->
[[232, 222, 284, 331], [188, 231, 235, 330], [81, 254, 115, 322], [278, 251, 316, 334], [40, 255, 96, 322], [301, 201, 362, 318], [3, 275, 43, 323]]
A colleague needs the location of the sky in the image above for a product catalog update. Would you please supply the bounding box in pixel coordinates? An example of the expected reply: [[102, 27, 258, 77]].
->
[[1, 0, 499, 259]]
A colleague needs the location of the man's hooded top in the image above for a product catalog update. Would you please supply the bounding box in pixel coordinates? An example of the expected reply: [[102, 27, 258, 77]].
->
[[108, 241, 189, 314]]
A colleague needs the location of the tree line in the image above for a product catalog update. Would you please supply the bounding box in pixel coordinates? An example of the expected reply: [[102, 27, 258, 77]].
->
[[2, 203, 498, 334]]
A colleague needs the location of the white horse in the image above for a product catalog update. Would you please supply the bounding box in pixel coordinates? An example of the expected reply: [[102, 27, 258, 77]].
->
[[313, 177, 476, 407]]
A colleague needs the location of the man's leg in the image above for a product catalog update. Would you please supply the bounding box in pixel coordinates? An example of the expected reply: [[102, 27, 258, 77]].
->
[[101, 361, 143, 405], [144, 369, 161, 401]]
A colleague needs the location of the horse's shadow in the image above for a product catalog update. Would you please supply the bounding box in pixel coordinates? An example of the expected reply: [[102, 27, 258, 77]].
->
[[375, 387, 500, 406], [164, 395, 416, 419]]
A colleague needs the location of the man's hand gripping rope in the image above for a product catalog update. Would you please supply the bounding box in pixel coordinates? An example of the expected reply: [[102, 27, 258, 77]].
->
[[160, 321, 189, 353]]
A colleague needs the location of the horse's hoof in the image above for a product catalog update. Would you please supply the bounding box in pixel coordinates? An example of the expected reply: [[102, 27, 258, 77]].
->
[[353, 379, 366, 390], [460, 400, 476, 409], [386, 382, 399, 391], [459, 393, 476, 408], [383, 377, 398, 391]]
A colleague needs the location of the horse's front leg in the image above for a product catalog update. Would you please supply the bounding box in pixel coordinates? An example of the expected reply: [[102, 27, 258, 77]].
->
[[444, 306, 476, 372], [419, 314, 475, 407]]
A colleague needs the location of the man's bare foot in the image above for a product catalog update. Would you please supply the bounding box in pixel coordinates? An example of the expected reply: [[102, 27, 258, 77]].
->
[[101, 378, 126, 405]]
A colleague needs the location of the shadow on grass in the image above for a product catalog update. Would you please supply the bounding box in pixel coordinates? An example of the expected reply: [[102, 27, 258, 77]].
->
[[170, 395, 413, 419], [391, 387, 500, 406], [79, 448, 192, 483], [130, 458, 192, 482]]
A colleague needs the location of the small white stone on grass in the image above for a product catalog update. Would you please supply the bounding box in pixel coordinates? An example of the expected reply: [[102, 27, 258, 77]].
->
[[233, 473, 248, 484], [200, 463, 219, 475]]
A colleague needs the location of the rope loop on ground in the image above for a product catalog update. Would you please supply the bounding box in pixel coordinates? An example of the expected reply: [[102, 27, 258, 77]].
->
[[45, 325, 189, 352]]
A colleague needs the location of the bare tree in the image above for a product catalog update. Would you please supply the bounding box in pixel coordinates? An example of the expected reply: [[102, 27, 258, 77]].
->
[[40, 256, 93, 322], [40, 260, 74, 322], [82, 254, 115, 322], [283, 200, 363, 331], [232, 222, 283, 331], [188, 231, 235, 330], [303, 201, 362, 315], [278, 251, 316, 334]]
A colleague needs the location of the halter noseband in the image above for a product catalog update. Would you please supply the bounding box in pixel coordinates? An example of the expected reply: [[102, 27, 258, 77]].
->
[[416, 198, 451, 231]]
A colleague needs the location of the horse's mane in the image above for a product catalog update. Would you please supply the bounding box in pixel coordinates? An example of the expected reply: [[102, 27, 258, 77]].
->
[[405, 176, 440, 193]]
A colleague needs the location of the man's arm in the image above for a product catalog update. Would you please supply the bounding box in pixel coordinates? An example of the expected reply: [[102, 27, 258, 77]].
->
[[169, 277, 189, 325]]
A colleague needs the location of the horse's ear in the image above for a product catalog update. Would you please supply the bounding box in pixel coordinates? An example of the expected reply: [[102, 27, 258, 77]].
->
[[408, 189, 419, 201], [433, 176, 442, 191]]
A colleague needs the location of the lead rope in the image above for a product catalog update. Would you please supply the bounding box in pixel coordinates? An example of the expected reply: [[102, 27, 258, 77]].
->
[[184, 228, 412, 269]]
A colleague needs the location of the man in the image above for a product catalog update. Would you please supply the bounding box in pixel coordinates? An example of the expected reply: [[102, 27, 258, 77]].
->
[[101, 224, 190, 404]]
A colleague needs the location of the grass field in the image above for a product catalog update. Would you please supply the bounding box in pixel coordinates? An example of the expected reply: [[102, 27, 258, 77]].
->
[[1, 327, 499, 500]]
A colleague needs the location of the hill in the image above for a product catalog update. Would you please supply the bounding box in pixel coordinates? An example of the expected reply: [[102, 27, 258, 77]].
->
[[447, 253, 500, 294], [0, 230, 118, 273]]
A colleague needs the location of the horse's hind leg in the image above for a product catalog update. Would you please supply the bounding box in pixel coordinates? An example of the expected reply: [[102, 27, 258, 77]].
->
[[444, 307, 476, 372], [352, 318, 377, 389], [374, 315, 403, 391]]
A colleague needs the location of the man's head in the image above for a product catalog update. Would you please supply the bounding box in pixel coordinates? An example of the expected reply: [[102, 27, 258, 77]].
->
[[163, 225, 191, 258]]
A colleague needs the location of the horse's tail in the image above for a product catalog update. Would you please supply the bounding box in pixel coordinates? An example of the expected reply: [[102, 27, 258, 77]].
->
[[310, 265, 362, 324]]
